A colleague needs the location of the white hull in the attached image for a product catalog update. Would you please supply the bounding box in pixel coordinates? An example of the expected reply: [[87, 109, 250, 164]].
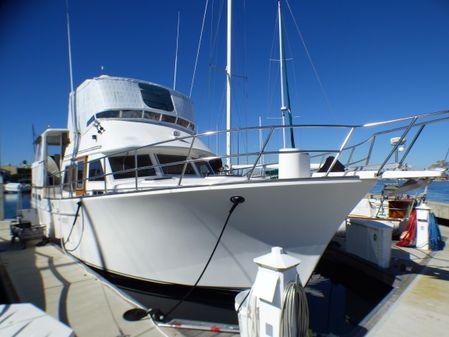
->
[[38, 177, 374, 288]]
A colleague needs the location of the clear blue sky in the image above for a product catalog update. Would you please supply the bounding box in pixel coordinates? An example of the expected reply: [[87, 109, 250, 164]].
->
[[1, 0, 449, 168]]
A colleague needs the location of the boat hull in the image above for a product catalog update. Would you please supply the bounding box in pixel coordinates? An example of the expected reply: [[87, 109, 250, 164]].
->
[[43, 177, 374, 288]]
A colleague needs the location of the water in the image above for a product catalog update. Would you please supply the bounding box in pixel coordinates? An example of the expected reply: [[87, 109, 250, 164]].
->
[[370, 180, 449, 203], [3, 193, 31, 219], [105, 254, 392, 336]]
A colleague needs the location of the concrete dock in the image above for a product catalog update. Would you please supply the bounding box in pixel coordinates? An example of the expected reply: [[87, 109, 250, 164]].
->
[[0, 220, 161, 336], [1, 215, 449, 336], [362, 225, 449, 337], [0, 219, 238, 337]]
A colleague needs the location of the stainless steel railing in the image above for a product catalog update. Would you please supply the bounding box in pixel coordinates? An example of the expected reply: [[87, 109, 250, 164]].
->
[[42, 109, 449, 199]]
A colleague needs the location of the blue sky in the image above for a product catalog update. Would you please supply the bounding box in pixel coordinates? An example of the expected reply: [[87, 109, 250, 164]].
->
[[1, 0, 449, 168]]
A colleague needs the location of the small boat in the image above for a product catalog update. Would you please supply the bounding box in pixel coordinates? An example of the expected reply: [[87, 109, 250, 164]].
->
[[4, 182, 31, 194]]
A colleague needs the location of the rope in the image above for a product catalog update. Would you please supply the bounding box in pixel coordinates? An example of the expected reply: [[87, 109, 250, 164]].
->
[[61, 200, 84, 252], [280, 275, 309, 337], [189, 0, 209, 97]]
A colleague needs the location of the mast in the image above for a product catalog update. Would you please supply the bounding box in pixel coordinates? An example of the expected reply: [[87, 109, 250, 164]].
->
[[278, 0, 295, 148], [65, 0, 79, 158], [226, 0, 232, 169], [278, 0, 287, 148]]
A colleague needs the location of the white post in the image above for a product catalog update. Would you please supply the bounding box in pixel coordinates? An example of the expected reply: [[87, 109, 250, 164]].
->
[[278, 0, 287, 149], [416, 203, 431, 250], [226, 0, 232, 169]]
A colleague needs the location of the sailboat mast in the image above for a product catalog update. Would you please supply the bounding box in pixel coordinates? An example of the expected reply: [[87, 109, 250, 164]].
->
[[226, 0, 232, 169], [278, 0, 287, 148]]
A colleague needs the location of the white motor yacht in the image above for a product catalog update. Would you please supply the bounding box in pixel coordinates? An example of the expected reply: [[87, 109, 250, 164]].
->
[[31, 75, 378, 289]]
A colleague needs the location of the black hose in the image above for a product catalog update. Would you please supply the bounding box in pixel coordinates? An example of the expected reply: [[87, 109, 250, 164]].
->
[[158, 195, 246, 321], [61, 200, 82, 250]]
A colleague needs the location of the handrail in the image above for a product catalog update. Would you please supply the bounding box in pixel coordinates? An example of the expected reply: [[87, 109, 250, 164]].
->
[[38, 109, 449, 199]]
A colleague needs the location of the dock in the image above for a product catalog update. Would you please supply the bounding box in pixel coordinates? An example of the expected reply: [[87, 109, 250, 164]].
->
[[355, 225, 449, 337], [0, 215, 449, 336], [0, 219, 238, 337]]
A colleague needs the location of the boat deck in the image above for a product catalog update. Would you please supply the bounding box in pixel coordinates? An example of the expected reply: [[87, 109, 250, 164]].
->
[[0, 220, 238, 337]]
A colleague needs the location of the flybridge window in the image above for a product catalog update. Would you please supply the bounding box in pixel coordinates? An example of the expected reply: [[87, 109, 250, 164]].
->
[[161, 114, 176, 124], [86, 109, 194, 130], [139, 83, 174, 112], [97, 110, 120, 118], [109, 155, 156, 179], [143, 111, 161, 121], [156, 154, 195, 175]]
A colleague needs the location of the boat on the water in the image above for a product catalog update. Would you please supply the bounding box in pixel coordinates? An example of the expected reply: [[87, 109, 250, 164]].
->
[[4, 182, 31, 193], [31, 75, 378, 289]]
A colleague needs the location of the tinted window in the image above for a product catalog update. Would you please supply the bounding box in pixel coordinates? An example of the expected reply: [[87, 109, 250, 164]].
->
[[76, 161, 85, 189], [97, 110, 120, 118], [176, 118, 190, 128], [122, 110, 142, 118], [161, 114, 177, 124], [63, 164, 76, 192], [143, 111, 161, 121], [139, 83, 174, 111], [109, 155, 156, 179], [88, 160, 105, 181], [157, 154, 195, 175], [197, 161, 213, 177]]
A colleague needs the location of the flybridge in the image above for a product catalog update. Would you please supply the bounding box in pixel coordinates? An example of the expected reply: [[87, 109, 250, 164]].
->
[[72, 76, 196, 133]]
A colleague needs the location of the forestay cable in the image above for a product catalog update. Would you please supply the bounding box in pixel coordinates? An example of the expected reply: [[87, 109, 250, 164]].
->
[[285, 0, 334, 115], [190, 0, 210, 97]]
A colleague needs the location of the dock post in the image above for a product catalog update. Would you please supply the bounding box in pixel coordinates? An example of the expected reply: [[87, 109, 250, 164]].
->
[[235, 247, 309, 337], [416, 203, 431, 250]]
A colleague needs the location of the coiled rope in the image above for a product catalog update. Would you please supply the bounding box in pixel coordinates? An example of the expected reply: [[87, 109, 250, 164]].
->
[[280, 275, 309, 337]]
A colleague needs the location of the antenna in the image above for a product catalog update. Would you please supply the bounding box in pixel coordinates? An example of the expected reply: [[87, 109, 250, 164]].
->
[[226, 0, 232, 169], [65, 0, 74, 93], [173, 11, 180, 90]]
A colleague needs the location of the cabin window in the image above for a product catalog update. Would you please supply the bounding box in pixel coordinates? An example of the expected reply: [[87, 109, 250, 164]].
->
[[109, 155, 156, 179], [156, 154, 195, 175], [88, 160, 105, 181], [139, 83, 174, 112], [76, 161, 85, 189], [196, 161, 214, 177], [63, 164, 77, 192]]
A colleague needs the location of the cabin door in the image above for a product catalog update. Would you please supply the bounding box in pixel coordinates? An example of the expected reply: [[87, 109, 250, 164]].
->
[[75, 157, 87, 197]]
